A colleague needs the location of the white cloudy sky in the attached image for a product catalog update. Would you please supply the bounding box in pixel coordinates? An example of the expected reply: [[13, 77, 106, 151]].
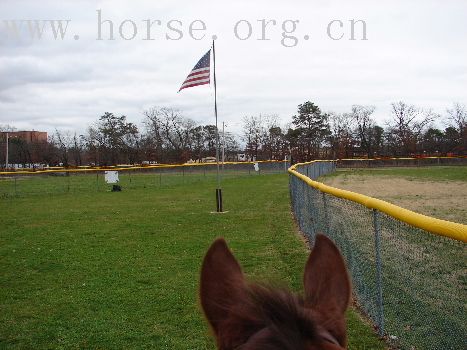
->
[[0, 0, 466, 136]]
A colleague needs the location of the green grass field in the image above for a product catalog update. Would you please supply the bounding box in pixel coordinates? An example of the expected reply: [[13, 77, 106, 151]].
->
[[327, 165, 467, 182], [0, 173, 384, 349], [0, 169, 262, 198]]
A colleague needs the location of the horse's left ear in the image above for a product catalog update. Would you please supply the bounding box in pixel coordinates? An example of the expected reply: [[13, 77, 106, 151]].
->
[[303, 234, 351, 346], [303, 234, 350, 311], [200, 238, 245, 336]]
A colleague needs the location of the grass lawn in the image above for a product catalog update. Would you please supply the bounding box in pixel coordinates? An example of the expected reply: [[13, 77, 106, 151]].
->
[[0, 173, 384, 349], [328, 165, 467, 182]]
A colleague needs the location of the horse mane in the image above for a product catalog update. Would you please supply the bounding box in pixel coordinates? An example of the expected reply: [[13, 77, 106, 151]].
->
[[217, 283, 319, 349]]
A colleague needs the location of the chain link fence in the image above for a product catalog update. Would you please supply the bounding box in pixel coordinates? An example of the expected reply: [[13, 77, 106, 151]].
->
[[289, 161, 466, 350], [0, 161, 289, 198]]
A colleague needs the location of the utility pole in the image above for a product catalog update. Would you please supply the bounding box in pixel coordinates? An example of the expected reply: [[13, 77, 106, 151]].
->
[[222, 122, 226, 170], [5, 132, 9, 170]]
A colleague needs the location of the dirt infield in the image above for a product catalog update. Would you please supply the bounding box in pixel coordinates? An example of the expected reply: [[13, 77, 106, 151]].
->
[[322, 174, 467, 224]]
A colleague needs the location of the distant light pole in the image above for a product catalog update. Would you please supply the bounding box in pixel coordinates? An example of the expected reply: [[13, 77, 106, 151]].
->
[[5, 132, 9, 170], [222, 122, 226, 170]]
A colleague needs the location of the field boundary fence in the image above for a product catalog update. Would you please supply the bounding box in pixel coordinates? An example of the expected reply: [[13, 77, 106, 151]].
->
[[336, 156, 467, 168], [0, 160, 289, 198], [289, 160, 466, 349]]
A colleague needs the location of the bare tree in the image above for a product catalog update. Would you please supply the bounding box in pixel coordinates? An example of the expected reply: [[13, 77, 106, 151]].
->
[[447, 103, 467, 132], [446, 103, 466, 154], [0, 124, 17, 132], [329, 112, 354, 159], [387, 101, 433, 156], [261, 115, 286, 160], [51, 129, 73, 167], [242, 115, 266, 160], [69, 133, 86, 166], [143, 106, 164, 161], [85, 125, 103, 165], [223, 131, 240, 161], [350, 105, 376, 157], [143, 107, 197, 163]]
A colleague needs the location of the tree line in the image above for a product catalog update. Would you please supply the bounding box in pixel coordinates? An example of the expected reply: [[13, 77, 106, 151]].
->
[[243, 101, 465, 162], [0, 107, 239, 167], [0, 101, 465, 168]]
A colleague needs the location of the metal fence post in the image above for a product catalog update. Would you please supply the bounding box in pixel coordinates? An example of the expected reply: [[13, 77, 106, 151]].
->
[[322, 192, 330, 235], [372, 209, 385, 337]]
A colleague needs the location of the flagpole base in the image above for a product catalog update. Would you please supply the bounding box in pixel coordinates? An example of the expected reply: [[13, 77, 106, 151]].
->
[[216, 188, 223, 212]]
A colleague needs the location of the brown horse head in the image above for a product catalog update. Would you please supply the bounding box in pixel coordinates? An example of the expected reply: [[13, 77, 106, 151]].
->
[[200, 234, 351, 349]]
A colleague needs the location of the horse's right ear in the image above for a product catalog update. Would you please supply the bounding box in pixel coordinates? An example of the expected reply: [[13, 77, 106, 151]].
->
[[200, 238, 245, 335]]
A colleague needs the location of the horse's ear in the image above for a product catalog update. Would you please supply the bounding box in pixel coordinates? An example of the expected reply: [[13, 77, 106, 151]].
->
[[303, 234, 351, 343], [200, 238, 245, 335]]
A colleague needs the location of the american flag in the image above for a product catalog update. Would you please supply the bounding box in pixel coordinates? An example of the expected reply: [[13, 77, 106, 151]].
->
[[178, 49, 211, 92]]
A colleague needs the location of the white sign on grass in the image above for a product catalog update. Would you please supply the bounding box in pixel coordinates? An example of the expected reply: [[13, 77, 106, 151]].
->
[[105, 171, 119, 184]]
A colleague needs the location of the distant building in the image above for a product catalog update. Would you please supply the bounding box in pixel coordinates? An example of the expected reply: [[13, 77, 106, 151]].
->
[[1, 131, 48, 143], [237, 153, 247, 161], [237, 154, 255, 162], [202, 157, 217, 163]]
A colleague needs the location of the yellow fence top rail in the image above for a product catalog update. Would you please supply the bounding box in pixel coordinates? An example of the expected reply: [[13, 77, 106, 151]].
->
[[0, 160, 286, 176], [337, 156, 466, 161], [289, 160, 467, 243]]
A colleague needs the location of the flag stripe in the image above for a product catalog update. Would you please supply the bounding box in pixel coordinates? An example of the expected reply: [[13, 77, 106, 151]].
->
[[185, 72, 210, 81], [187, 67, 210, 77], [186, 70, 210, 79], [183, 73, 210, 84], [179, 77, 210, 90], [181, 76, 210, 85], [178, 49, 211, 92], [181, 77, 210, 88], [179, 81, 210, 91]]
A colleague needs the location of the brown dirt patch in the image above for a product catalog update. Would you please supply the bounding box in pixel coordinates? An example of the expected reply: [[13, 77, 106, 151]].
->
[[322, 175, 467, 224]]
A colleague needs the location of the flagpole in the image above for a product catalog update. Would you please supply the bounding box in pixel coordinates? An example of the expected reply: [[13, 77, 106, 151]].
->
[[213, 40, 223, 212]]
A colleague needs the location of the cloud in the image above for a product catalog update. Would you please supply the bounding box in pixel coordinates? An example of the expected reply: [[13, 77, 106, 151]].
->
[[0, 0, 466, 136]]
